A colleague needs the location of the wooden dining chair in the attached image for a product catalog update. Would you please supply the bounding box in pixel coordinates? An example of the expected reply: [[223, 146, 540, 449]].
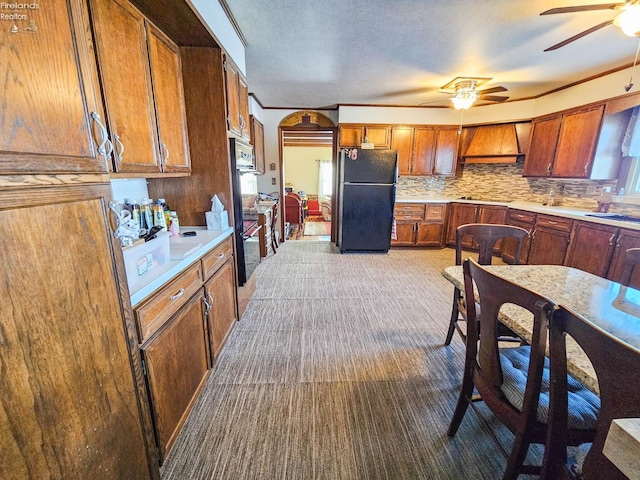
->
[[270, 202, 279, 253], [444, 223, 529, 346], [448, 259, 598, 480], [619, 247, 640, 287], [544, 305, 640, 479]]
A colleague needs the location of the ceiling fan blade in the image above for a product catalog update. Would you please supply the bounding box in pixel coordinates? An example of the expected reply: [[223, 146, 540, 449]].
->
[[544, 19, 614, 51], [540, 3, 624, 15], [477, 86, 508, 95], [478, 95, 509, 103]]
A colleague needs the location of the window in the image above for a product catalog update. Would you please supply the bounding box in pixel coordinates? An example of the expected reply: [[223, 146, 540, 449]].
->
[[318, 160, 332, 198]]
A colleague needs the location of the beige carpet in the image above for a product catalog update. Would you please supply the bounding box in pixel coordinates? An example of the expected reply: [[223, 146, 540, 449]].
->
[[160, 242, 542, 479]]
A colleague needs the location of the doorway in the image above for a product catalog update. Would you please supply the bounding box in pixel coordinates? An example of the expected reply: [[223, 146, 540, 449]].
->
[[278, 111, 337, 242]]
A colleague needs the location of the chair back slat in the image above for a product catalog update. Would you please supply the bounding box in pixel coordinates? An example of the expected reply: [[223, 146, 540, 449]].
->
[[456, 223, 529, 266], [619, 247, 640, 287], [463, 259, 553, 391], [547, 306, 640, 479]]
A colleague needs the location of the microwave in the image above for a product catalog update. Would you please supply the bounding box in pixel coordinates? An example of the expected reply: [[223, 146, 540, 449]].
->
[[233, 138, 255, 171]]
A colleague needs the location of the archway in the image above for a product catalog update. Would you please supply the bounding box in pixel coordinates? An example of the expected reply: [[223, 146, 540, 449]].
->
[[278, 111, 338, 242]]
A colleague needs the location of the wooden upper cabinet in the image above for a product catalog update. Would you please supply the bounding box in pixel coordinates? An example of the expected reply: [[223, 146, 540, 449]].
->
[[412, 127, 436, 175], [552, 105, 604, 178], [146, 24, 191, 173], [250, 116, 265, 174], [0, 0, 107, 174], [391, 126, 415, 175], [224, 57, 250, 140], [523, 116, 561, 177], [338, 125, 390, 148], [433, 127, 459, 175], [89, 0, 160, 174], [524, 105, 604, 178]]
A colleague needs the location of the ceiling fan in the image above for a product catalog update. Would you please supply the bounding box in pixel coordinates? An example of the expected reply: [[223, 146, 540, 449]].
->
[[541, 1, 640, 51], [423, 77, 509, 110]]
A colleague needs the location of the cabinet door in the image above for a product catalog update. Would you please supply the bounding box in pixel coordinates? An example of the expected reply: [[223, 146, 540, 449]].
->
[[446, 203, 478, 247], [238, 75, 251, 140], [392, 222, 417, 246], [412, 127, 436, 176], [0, 0, 107, 174], [391, 126, 414, 176], [523, 116, 561, 177], [142, 291, 210, 460], [528, 228, 571, 265], [0, 188, 155, 478], [565, 221, 618, 276], [338, 126, 363, 147], [364, 126, 391, 148], [552, 105, 604, 178], [433, 127, 460, 175], [608, 228, 640, 288], [204, 260, 238, 359], [251, 116, 266, 174], [146, 24, 191, 173], [89, 0, 160, 173], [416, 223, 444, 246], [224, 57, 242, 136]]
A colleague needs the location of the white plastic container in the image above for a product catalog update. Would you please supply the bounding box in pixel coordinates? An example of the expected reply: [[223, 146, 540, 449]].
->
[[122, 231, 170, 283]]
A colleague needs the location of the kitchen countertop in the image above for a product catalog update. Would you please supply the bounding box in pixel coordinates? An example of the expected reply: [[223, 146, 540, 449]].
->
[[128, 226, 234, 307], [395, 196, 640, 231]]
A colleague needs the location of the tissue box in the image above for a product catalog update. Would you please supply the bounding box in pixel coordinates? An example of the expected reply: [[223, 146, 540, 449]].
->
[[206, 210, 229, 230]]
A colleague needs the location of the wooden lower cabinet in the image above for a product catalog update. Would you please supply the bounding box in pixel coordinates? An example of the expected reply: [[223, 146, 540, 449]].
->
[[392, 203, 446, 247], [502, 209, 536, 264], [204, 259, 238, 359], [607, 228, 640, 289], [446, 203, 478, 247], [0, 186, 157, 479], [141, 290, 210, 461], [528, 215, 574, 265], [565, 221, 618, 277]]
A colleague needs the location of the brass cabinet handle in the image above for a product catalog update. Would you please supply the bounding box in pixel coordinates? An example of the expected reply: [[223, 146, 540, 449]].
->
[[584, 162, 590, 174], [239, 114, 246, 132], [217, 253, 225, 260], [170, 288, 185, 301], [90, 112, 113, 158], [547, 163, 552, 173], [207, 292, 214, 307], [202, 295, 211, 312], [609, 233, 616, 246], [114, 134, 125, 162]]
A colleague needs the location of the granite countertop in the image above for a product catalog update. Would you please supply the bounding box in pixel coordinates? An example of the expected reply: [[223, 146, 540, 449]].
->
[[127, 226, 234, 307], [442, 264, 640, 394], [395, 196, 640, 231]]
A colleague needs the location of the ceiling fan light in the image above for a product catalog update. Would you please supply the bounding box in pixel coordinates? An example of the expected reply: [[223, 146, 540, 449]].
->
[[451, 92, 477, 110], [615, 6, 640, 37]]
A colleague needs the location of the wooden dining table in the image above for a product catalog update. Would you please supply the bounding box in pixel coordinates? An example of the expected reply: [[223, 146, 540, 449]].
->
[[442, 264, 640, 394]]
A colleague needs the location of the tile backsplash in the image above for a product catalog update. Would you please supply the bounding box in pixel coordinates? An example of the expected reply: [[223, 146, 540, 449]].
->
[[396, 163, 640, 214]]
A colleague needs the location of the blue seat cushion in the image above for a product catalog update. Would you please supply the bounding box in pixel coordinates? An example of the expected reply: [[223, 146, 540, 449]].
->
[[499, 346, 600, 430]]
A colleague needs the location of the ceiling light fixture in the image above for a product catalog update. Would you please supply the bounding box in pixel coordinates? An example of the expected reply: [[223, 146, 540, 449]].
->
[[450, 80, 478, 110], [614, 3, 640, 37]]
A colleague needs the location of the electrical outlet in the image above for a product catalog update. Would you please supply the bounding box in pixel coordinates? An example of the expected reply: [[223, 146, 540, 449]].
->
[[271, 177, 276, 185], [586, 184, 597, 195]]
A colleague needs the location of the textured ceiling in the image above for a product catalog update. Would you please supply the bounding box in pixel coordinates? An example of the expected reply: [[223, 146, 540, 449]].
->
[[224, 0, 640, 109]]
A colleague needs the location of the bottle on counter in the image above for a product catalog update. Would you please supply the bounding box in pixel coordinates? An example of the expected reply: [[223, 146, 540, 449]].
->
[[168, 211, 180, 236], [141, 198, 154, 230], [158, 198, 172, 228], [154, 199, 167, 231], [126, 198, 141, 230]]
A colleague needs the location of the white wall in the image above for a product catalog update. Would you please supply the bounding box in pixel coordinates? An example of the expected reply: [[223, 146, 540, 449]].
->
[[190, 0, 246, 74], [283, 147, 332, 196]]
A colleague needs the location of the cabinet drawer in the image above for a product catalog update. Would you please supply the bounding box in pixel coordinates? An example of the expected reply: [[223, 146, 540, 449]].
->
[[425, 204, 446, 222], [201, 236, 234, 281], [508, 209, 536, 224], [394, 203, 425, 220], [135, 262, 203, 342], [536, 214, 573, 232]]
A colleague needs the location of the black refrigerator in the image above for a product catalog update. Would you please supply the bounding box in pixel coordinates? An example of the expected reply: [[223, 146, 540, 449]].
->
[[338, 148, 398, 253]]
